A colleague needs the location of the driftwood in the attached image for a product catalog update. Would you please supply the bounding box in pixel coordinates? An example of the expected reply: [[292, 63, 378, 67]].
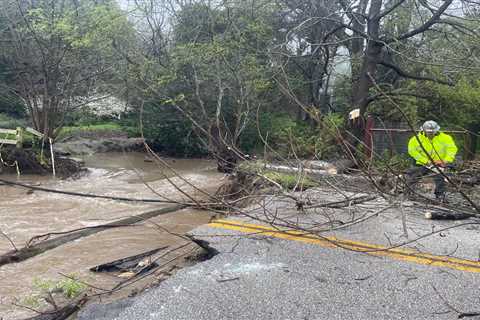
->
[[0, 205, 186, 268]]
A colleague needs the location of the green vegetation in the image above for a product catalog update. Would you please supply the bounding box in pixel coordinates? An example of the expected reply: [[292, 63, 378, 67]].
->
[[135, 104, 207, 157], [263, 171, 320, 190], [0, 0, 134, 138], [373, 153, 412, 172], [22, 275, 86, 309], [246, 113, 344, 159], [0, 123, 38, 146], [57, 123, 123, 139], [56, 277, 87, 299], [0, 114, 26, 129], [0, 0, 479, 161], [238, 161, 320, 190]]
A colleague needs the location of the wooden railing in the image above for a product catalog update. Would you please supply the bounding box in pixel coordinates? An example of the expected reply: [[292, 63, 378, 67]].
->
[[0, 127, 45, 148], [0, 127, 56, 176], [0, 128, 21, 147]]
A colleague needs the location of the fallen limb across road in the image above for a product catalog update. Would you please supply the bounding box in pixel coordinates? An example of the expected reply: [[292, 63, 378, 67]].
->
[[305, 194, 377, 209], [0, 204, 187, 268]]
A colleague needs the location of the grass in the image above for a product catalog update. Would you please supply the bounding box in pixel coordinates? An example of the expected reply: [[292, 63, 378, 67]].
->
[[263, 171, 320, 190], [0, 130, 35, 145], [239, 160, 320, 190], [0, 120, 139, 142], [57, 122, 139, 139], [59, 122, 122, 135], [0, 112, 141, 142], [22, 275, 87, 310]]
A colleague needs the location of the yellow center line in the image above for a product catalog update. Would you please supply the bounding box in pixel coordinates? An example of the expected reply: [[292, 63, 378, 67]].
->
[[209, 219, 480, 273]]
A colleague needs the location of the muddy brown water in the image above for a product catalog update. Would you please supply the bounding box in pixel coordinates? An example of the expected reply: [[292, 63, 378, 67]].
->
[[0, 152, 222, 319]]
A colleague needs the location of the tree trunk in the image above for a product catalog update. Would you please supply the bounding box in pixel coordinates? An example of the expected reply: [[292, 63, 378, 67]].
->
[[209, 124, 237, 173], [350, 0, 369, 99], [348, 0, 384, 150]]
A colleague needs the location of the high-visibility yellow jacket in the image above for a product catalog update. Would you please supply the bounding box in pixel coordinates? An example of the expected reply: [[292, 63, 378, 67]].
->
[[408, 132, 458, 165]]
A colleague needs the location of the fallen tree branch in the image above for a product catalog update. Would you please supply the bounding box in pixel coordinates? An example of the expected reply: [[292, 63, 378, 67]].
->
[[0, 229, 18, 251], [305, 194, 377, 209], [0, 178, 178, 204], [0, 205, 186, 267], [27, 224, 138, 247]]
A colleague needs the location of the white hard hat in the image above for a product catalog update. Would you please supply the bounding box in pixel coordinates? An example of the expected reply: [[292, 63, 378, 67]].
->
[[421, 120, 440, 133]]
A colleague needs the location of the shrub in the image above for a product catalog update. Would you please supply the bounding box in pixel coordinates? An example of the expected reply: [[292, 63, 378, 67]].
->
[[0, 113, 27, 129], [247, 112, 344, 159], [140, 103, 208, 157], [0, 96, 26, 118]]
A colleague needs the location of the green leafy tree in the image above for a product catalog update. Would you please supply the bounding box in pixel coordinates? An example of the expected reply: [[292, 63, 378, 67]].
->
[[421, 79, 480, 156], [0, 0, 135, 138], [129, 1, 277, 161]]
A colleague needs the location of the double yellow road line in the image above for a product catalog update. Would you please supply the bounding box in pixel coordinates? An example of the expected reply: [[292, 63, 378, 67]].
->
[[209, 219, 480, 273]]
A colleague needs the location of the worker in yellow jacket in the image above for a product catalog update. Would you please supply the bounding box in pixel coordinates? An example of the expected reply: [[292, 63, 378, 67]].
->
[[406, 120, 458, 200]]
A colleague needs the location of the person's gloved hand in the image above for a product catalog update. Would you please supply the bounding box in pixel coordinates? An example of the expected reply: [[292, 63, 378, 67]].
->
[[433, 160, 446, 167]]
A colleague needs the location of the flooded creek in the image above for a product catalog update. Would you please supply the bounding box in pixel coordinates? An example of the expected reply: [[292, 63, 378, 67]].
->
[[0, 152, 222, 319]]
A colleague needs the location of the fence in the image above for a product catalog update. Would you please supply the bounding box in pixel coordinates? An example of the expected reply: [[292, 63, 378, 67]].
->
[[364, 118, 471, 160], [0, 127, 56, 176], [0, 127, 45, 148], [0, 127, 23, 148]]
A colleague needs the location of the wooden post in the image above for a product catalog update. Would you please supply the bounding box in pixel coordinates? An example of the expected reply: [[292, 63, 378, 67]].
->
[[15, 127, 23, 149], [49, 138, 56, 177]]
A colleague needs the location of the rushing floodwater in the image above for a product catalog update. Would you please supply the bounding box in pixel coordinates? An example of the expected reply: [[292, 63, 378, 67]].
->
[[0, 152, 221, 319]]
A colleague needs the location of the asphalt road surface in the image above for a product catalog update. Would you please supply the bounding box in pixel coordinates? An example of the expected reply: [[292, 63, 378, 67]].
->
[[79, 210, 480, 320]]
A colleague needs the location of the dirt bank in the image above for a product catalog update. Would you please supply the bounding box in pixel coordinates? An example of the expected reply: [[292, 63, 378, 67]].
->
[[54, 137, 144, 156], [1, 129, 144, 177], [0, 148, 85, 178]]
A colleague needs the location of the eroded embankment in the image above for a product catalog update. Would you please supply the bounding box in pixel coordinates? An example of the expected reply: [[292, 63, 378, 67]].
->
[[0, 147, 85, 178]]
